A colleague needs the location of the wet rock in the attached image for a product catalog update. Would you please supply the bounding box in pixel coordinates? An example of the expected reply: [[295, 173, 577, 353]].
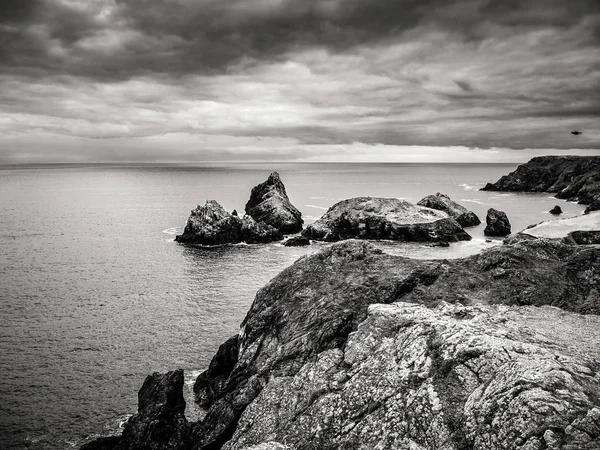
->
[[302, 197, 471, 243], [245, 172, 303, 233], [550, 205, 563, 215], [241, 216, 283, 244], [484, 208, 511, 236], [585, 199, 600, 215], [417, 192, 481, 227], [481, 155, 600, 206], [175, 200, 282, 245], [283, 236, 310, 247], [83, 370, 192, 450]]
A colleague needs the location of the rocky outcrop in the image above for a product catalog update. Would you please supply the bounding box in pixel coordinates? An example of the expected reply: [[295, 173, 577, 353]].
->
[[82, 370, 191, 450], [521, 212, 600, 243], [245, 172, 303, 233], [565, 230, 600, 245], [85, 239, 600, 450], [302, 197, 471, 243], [282, 236, 310, 247], [481, 155, 600, 205], [417, 192, 481, 227], [484, 208, 511, 236], [175, 200, 282, 245], [585, 199, 600, 215], [550, 205, 563, 215]]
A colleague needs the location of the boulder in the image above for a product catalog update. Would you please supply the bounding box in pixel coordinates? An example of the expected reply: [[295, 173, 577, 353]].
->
[[245, 172, 303, 233], [481, 155, 600, 205], [175, 200, 282, 245], [484, 208, 511, 236], [550, 205, 563, 215], [417, 192, 481, 227], [282, 236, 310, 247], [302, 197, 471, 243]]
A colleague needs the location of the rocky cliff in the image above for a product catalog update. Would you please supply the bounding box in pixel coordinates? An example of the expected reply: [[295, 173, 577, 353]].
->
[[302, 197, 472, 243], [481, 156, 600, 205], [85, 237, 600, 450], [245, 172, 303, 233]]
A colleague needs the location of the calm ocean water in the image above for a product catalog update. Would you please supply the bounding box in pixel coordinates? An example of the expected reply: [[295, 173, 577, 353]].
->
[[0, 163, 587, 449]]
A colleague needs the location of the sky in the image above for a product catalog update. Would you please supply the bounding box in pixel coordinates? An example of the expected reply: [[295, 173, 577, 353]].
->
[[0, 0, 599, 164]]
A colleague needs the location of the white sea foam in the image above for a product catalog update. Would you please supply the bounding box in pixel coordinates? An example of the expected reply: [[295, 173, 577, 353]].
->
[[305, 204, 329, 210], [459, 183, 477, 191], [162, 227, 181, 235]]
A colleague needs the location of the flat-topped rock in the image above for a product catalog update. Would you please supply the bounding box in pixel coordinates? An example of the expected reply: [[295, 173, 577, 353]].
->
[[417, 192, 481, 227], [522, 212, 600, 244], [302, 197, 471, 243], [245, 172, 303, 233], [481, 155, 600, 205], [175, 200, 282, 245], [484, 208, 511, 236]]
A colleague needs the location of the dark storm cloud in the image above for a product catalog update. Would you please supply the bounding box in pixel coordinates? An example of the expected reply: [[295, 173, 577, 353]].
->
[[0, 0, 599, 161]]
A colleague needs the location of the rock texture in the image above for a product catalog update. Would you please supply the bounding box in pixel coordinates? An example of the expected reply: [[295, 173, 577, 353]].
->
[[521, 213, 600, 243], [481, 156, 600, 205], [550, 205, 563, 215], [175, 200, 283, 245], [302, 197, 471, 243], [245, 172, 303, 233], [82, 370, 191, 450], [84, 239, 600, 450], [484, 208, 511, 236], [585, 199, 600, 215], [282, 236, 310, 247], [417, 192, 481, 227]]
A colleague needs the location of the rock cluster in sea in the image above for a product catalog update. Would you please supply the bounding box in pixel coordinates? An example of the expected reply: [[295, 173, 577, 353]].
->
[[245, 172, 304, 233], [175, 200, 283, 245], [176, 172, 304, 245], [302, 197, 472, 243], [417, 192, 481, 227]]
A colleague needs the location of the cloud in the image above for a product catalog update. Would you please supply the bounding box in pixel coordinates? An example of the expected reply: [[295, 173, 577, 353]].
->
[[0, 0, 599, 163]]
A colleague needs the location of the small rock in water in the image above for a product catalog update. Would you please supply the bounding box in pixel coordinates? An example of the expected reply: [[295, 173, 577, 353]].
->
[[484, 208, 511, 236], [549, 205, 562, 215], [283, 236, 310, 247]]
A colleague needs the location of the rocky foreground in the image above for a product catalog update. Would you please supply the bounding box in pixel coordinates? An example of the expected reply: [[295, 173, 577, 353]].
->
[[85, 234, 600, 450], [481, 155, 600, 206], [302, 197, 472, 243]]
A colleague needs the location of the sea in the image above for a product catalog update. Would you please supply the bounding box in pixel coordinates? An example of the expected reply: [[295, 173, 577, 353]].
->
[[0, 162, 588, 449]]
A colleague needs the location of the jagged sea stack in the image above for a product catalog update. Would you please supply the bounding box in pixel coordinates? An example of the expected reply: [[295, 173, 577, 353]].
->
[[417, 192, 481, 227], [245, 172, 303, 233], [175, 200, 282, 245], [484, 208, 511, 236]]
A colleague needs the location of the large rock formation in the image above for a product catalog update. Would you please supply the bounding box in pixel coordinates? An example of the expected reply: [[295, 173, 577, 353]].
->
[[417, 192, 481, 227], [585, 199, 600, 215], [175, 200, 283, 245], [481, 155, 600, 205], [245, 172, 303, 233], [84, 239, 600, 450], [520, 212, 600, 245], [484, 208, 511, 236], [302, 197, 471, 243]]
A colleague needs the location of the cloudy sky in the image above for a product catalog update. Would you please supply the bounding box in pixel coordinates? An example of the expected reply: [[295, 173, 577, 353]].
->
[[1, 0, 599, 163]]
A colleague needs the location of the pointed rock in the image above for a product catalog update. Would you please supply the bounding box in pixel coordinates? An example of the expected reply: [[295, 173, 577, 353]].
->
[[245, 172, 303, 233]]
